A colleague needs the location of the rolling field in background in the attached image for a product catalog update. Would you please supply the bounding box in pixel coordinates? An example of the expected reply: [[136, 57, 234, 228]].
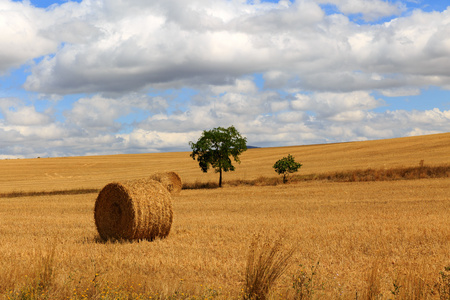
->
[[0, 132, 449, 299], [1, 132, 449, 193]]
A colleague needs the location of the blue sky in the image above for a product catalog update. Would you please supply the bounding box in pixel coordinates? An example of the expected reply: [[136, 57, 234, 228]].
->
[[1, 0, 449, 158]]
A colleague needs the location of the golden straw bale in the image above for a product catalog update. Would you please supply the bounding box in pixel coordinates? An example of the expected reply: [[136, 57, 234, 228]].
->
[[94, 178, 173, 241], [149, 171, 182, 195]]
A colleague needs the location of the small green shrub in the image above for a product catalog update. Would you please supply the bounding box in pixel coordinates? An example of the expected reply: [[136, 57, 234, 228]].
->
[[439, 265, 450, 300], [273, 154, 302, 183], [292, 261, 319, 300]]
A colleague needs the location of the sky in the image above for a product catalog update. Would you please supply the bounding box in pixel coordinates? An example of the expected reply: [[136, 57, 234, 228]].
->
[[0, 0, 449, 158]]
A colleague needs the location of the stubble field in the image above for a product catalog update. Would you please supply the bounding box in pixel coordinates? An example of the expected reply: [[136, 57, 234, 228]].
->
[[0, 132, 449, 299]]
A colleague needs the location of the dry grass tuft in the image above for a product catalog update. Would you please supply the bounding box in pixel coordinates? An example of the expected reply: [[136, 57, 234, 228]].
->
[[94, 178, 173, 241], [33, 244, 57, 295], [243, 234, 296, 300], [362, 261, 382, 300], [149, 171, 182, 195], [392, 271, 429, 299]]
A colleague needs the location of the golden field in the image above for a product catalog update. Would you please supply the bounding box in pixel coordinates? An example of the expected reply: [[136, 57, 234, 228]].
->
[[1, 132, 449, 193], [0, 132, 449, 299]]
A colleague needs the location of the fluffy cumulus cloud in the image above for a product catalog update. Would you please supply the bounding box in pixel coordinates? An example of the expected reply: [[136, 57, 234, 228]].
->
[[0, 1, 58, 73], [17, 0, 450, 95], [0, 0, 450, 158], [0, 99, 52, 126]]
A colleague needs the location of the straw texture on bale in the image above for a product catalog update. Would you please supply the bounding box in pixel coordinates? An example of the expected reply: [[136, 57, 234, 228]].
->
[[94, 178, 173, 241], [149, 171, 182, 195]]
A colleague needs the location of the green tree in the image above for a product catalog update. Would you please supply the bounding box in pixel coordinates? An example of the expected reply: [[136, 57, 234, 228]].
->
[[273, 154, 302, 183], [189, 125, 247, 187]]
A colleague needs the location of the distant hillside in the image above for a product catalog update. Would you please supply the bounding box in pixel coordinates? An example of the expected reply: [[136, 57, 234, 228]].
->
[[0, 132, 448, 193]]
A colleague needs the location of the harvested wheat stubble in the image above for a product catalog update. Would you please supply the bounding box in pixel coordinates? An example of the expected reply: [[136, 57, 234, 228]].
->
[[149, 171, 182, 195], [94, 178, 173, 241]]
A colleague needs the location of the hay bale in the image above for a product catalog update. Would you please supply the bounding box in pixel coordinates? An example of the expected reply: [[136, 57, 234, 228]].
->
[[149, 171, 182, 195], [94, 178, 173, 241]]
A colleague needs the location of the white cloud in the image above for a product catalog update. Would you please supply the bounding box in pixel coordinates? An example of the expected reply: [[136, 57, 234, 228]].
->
[[61, 93, 169, 133], [64, 95, 129, 132], [328, 110, 368, 122], [407, 127, 444, 137], [263, 71, 292, 89], [4, 106, 53, 126], [379, 87, 421, 97], [210, 78, 258, 95], [0, 98, 53, 126], [124, 86, 450, 150], [270, 100, 290, 112], [317, 0, 405, 21], [15, 0, 448, 96], [357, 125, 393, 138], [2, 94, 449, 158], [118, 129, 200, 153], [0, 0, 434, 97], [276, 111, 308, 123], [408, 107, 450, 124], [230, 0, 325, 33], [291, 91, 383, 119], [0, 1, 57, 73], [0, 120, 69, 146]]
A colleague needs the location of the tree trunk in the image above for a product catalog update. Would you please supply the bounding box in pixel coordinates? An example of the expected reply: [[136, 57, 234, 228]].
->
[[219, 168, 223, 187]]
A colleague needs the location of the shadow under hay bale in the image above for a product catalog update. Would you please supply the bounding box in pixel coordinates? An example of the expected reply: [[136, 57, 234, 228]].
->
[[94, 179, 173, 241], [149, 171, 182, 195]]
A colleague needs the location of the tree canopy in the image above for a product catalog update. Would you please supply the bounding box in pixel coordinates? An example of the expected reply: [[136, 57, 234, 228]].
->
[[189, 126, 247, 187], [273, 154, 302, 183]]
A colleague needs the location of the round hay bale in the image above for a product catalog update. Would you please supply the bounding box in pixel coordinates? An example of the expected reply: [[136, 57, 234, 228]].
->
[[94, 179, 173, 241], [149, 171, 182, 195]]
